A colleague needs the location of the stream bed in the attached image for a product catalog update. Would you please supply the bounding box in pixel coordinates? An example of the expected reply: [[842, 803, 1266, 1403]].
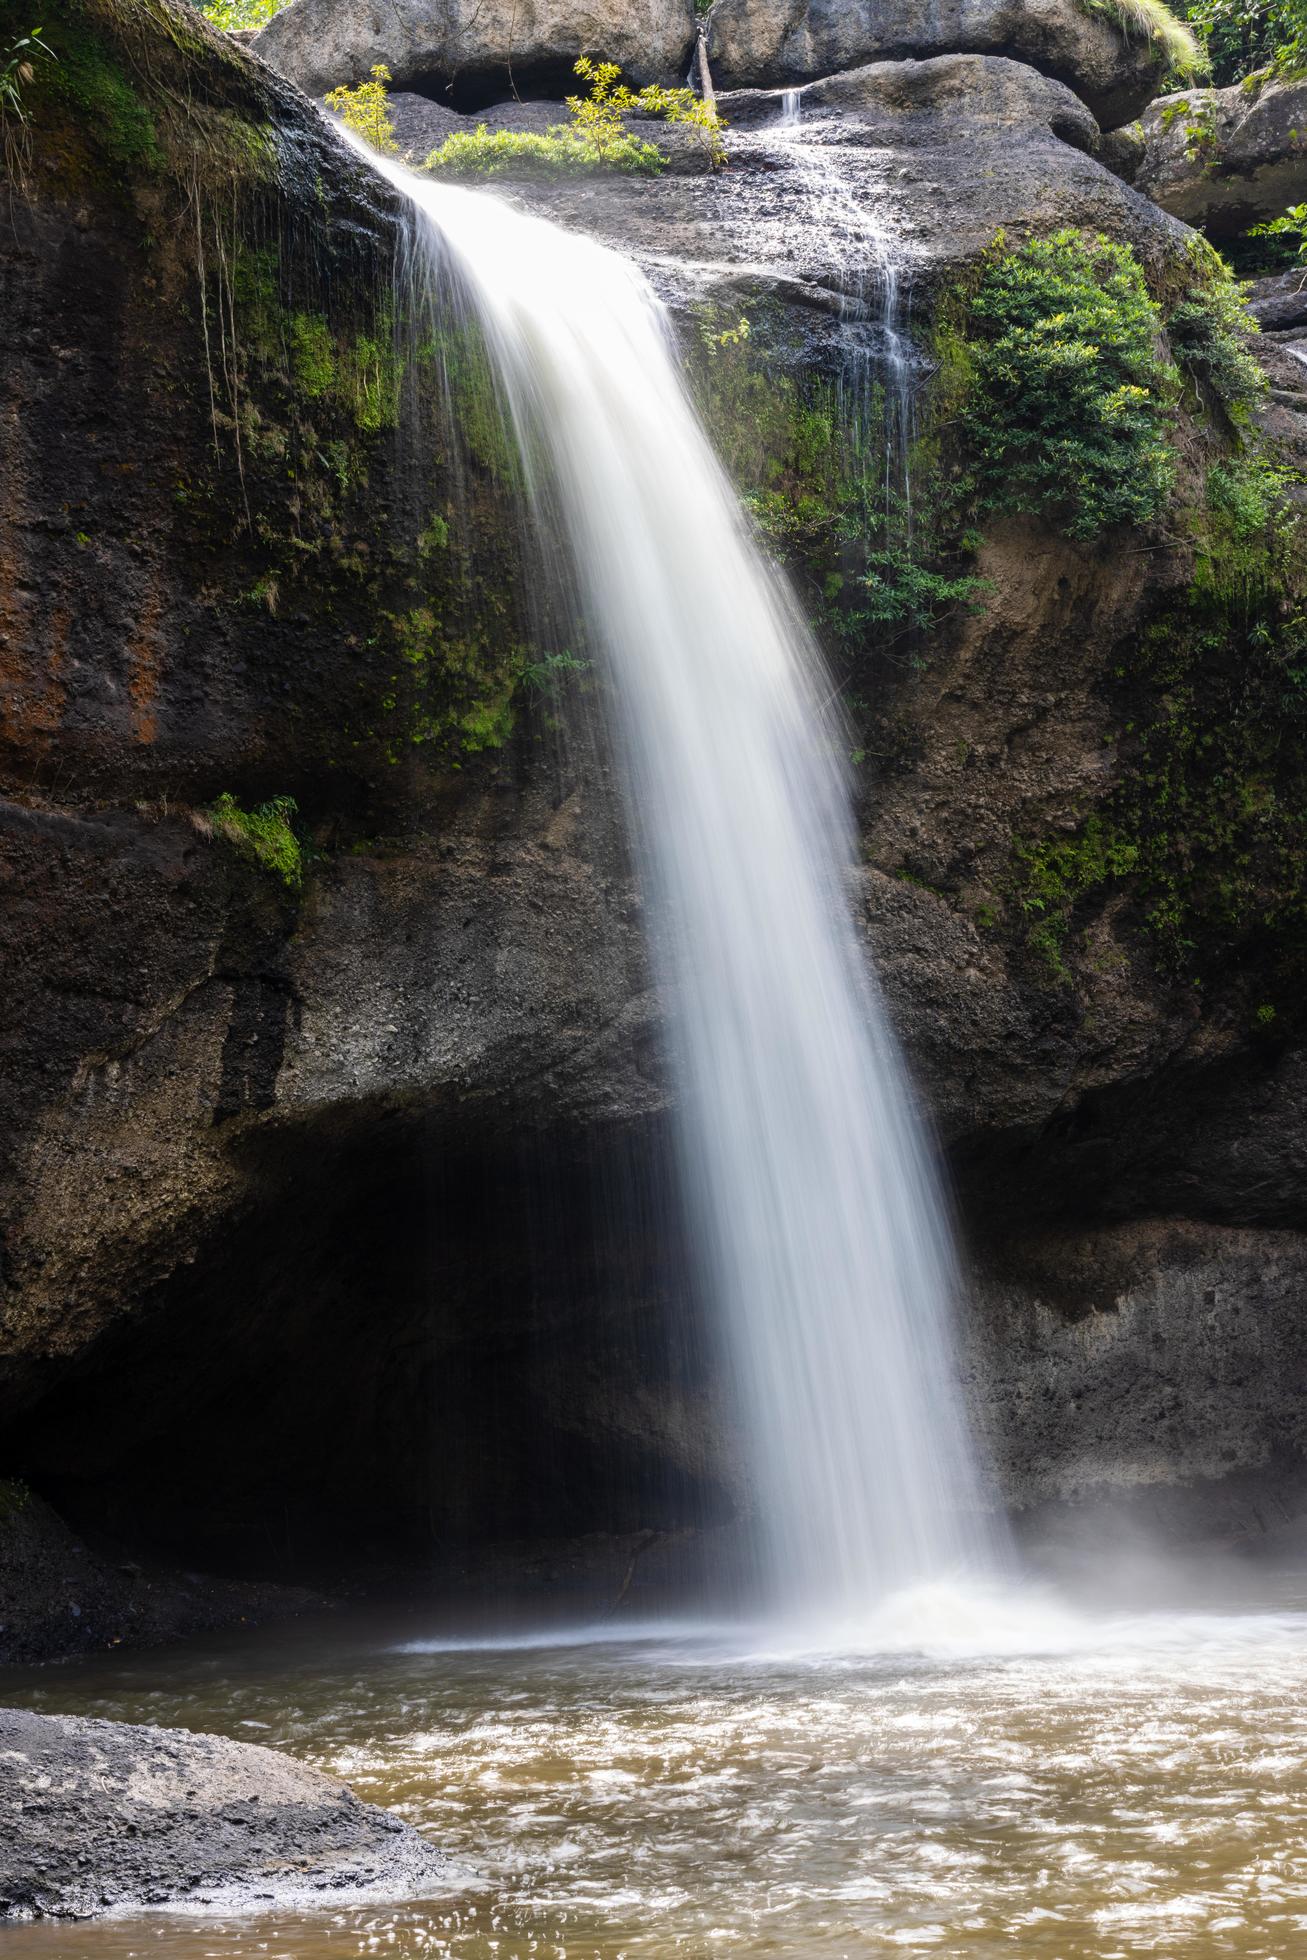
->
[[3, 1583, 1307, 1958]]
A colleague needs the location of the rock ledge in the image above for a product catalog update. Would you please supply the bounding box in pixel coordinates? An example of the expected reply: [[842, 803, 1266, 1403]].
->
[[0, 1707, 448, 1920]]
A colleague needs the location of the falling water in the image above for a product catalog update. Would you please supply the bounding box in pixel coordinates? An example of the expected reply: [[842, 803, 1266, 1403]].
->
[[771, 86, 917, 515], [361, 144, 1002, 1622]]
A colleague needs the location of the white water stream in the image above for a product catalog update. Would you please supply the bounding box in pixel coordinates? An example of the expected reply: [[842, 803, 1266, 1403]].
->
[[360, 145, 1003, 1623]]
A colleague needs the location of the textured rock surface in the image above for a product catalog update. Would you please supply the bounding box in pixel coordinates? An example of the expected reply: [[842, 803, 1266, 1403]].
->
[[706, 0, 1171, 128], [0, 1706, 446, 1919], [1135, 75, 1307, 236], [516, 56, 1187, 316], [970, 1222, 1307, 1537], [254, 0, 697, 101], [0, 1485, 318, 1667], [5, 0, 1307, 1646]]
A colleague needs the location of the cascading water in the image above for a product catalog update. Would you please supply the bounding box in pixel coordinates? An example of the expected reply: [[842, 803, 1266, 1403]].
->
[[360, 142, 1004, 1623], [771, 87, 917, 517]]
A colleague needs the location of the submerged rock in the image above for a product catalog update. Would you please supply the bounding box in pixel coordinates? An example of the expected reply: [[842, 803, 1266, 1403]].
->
[[253, 0, 697, 100], [0, 1706, 447, 1920], [706, 0, 1176, 129], [1134, 74, 1307, 236]]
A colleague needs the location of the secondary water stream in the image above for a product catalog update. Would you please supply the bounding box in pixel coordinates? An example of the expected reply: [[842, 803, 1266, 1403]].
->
[[5, 1593, 1307, 1958], [363, 144, 1000, 1624]]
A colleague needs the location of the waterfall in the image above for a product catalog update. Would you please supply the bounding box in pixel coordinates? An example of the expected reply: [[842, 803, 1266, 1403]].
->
[[361, 144, 1003, 1624]]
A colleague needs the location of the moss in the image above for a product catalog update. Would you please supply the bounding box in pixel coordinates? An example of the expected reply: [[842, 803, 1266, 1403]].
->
[[1009, 473, 1307, 1010], [206, 791, 303, 888], [689, 301, 979, 658], [1014, 819, 1142, 978], [37, 15, 164, 173]]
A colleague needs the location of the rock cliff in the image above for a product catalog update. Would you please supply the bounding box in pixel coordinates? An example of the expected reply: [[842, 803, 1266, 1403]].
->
[[2, 0, 1306, 1654]]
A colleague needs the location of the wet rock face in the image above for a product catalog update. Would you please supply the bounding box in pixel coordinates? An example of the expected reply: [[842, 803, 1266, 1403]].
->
[[706, 0, 1170, 128], [253, 0, 698, 102], [969, 1221, 1307, 1541], [0, 1707, 446, 1920], [513, 55, 1187, 316], [5, 0, 1307, 1626], [1134, 75, 1307, 237]]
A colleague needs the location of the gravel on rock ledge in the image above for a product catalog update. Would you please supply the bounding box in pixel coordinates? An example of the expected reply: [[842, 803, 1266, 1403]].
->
[[0, 1706, 450, 1921]]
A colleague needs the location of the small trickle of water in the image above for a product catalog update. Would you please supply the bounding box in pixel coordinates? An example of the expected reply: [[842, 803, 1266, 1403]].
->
[[771, 105, 917, 515], [352, 136, 1004, 1622]]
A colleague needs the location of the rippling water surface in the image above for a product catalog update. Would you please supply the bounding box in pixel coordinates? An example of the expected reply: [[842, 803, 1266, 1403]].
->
[[4, 1582, 1307, 1958]]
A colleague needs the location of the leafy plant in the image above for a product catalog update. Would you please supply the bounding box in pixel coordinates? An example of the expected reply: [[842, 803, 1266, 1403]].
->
[[2, 22, 56, 177], [1174, 0, 1307, 83], [199, 0, 288, 28], [425, 56, 726, 179], [521, 650, 589, 692], [953, 231, 1177, 541], [324, 63, 398, 157], [1251, 198, 1307, 267], [205, 791, 302, 888], [1166, 244, 1265, 420]]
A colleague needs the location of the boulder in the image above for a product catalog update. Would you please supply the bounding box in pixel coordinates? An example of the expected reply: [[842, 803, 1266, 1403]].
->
[[1248, 267, 1307, 333], [1134, 74, 1307, 237], [0, 1707, 446, 1919], [252, 0, 698, 102], [525, 56, 1188, 312], [705, 0, 1178, 130]]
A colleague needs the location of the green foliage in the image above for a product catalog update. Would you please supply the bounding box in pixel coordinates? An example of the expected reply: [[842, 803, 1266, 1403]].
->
[[1159, 87, 1221, 155], [522, 650, 589, 692], [690, 304, 981, 673], [324, 63, 397, 156], [954, 231, 1177, 541], [206, 792, 302, 888], [1251, 198, 1307, 269], [1013, 454, 1307, 1003], [425, 121, 662, 179], [1192, 450, 1298, 600], [41, 17, 162, 173], [1, 22, 54, 120], [1016, 819, 1141, 978], [199, 0, 286, 27], [858, 537, 985, 633], [425, 55, 725, 178], [1165, 245, 1265, 421], [1174, 0, 1307, 82]]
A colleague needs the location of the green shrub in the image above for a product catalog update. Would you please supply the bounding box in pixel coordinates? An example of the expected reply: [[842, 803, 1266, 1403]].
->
[[1166, 245, 1265, 420], [425, 55, 725, 179], [200, 0, 288, 27], [425, 121, 662, 178], [958, 231, 1177, 540], [324, 63, 397, 156], [1174, 0, 1307, 84], [206, 791, 302, 888]]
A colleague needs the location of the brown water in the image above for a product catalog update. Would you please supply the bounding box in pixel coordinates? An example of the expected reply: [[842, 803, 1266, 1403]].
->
[[4, 1581, 1307, 1959]]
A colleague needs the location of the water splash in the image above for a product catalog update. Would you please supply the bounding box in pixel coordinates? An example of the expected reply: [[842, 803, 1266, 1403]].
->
[[356, 140, 1005, 1622]]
